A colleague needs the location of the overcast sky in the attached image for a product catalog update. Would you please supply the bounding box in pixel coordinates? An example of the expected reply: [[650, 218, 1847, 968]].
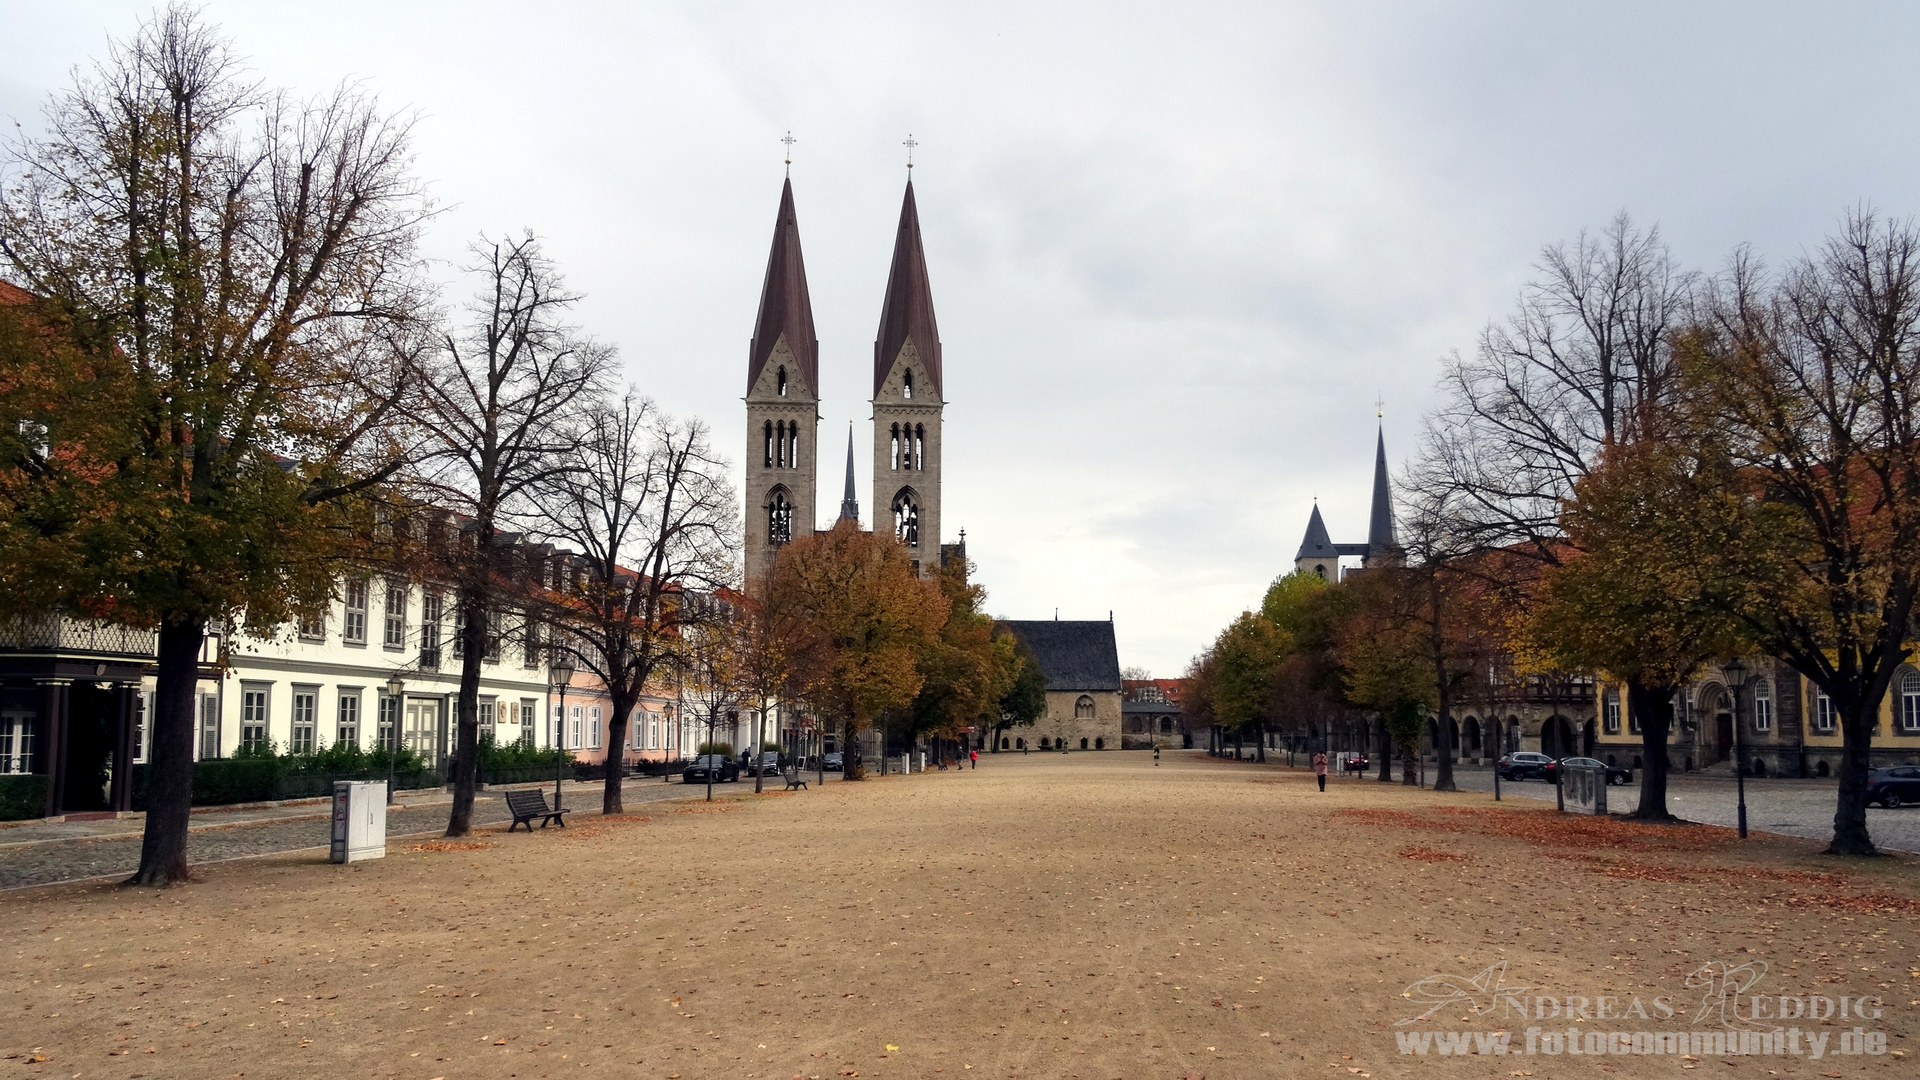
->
[[8, 2, 1920, 675]]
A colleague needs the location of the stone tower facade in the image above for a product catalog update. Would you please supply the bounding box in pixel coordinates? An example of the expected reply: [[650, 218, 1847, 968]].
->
[[743, 178, 821, 593], [869, 180, 944, 578]]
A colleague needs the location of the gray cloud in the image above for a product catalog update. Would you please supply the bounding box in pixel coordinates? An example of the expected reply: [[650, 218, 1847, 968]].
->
[[7, 1, 1920, 674]]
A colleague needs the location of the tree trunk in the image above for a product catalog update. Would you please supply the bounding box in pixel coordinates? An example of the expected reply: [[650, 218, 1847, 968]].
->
[[445, 587, 486, 837], [1254, 725, 1267, 763], [603, 685, 637, 815], [1428, 575, 1457, 793], [1401, 745, 1418, 785], [1626, 679, 1677, 822], [1377, 716, 1392, 782], [1830, 702, 1878, 855], [843, 717, 865, 780], [127, 618, 206, 886], [1432, 695, 1457, 793]]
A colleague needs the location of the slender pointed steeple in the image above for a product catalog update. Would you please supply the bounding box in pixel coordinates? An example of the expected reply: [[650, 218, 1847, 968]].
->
[[1364, 426, 1400, 563], [838, 425, 860, 524], [748, 178, 818, 395], [743, 175, 821, 595], [873, 180, 942, 398]]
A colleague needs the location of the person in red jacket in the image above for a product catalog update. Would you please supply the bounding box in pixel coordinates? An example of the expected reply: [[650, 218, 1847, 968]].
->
[[969, 748, 978, 769]]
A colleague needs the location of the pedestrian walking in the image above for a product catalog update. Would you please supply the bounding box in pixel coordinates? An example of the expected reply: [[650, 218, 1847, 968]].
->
[[1313, 750, 1328, 792], [1153, 746, 1161, 766], [970, 748, 978, 769]]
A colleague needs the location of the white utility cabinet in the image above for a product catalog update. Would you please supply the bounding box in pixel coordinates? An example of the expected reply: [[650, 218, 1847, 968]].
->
[[330, 780, 387, 863]]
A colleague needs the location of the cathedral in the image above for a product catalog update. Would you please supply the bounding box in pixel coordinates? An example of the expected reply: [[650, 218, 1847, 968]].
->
[[741, 174, 952, 589], [1293, 426, 1402, 580]]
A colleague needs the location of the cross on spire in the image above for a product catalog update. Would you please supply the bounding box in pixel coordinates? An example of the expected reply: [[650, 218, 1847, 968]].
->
[[903, 133, 918, 170], [782, 131, 796, 175], [1375, 395, 1384, 419]]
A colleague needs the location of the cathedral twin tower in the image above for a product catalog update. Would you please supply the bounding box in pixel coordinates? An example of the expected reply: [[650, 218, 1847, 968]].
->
[[742, 177, 946, 588]]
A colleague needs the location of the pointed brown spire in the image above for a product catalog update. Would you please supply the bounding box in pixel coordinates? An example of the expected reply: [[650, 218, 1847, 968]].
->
[[873, 179, 942, 398], [748, 178, 819, 396]]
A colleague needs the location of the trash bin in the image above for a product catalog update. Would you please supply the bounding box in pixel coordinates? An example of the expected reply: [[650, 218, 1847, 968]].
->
[[330, 780, 387, 863]]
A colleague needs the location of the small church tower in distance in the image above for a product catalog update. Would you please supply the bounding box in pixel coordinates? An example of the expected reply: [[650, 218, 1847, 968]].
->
[[743, 177, 821, 593], [1360, 425, 1403, 569], [1292, 424, 1402, 580], [1294, 504, 1340, 580], [870, 178, 944, 577]]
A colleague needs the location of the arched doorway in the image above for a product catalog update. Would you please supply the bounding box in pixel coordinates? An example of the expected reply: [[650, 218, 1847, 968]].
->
[[1696, 684, 1731, 764], [1541, 715, 1576, 758], [1581, 718, 1596, 757], [1464, 717, 1482, 757]]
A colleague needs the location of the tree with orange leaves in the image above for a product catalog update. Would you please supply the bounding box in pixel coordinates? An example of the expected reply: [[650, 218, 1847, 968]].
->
[[768, 522, 947, 780]]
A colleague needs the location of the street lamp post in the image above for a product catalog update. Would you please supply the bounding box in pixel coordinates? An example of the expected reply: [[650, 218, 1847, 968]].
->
[[1722, 657, 1750, 839], [549, 652, 574, 811], [384, 673, 405, 805], [1492, 719, 1502, 802]]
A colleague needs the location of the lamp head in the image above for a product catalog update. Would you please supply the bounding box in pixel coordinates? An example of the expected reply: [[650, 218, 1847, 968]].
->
[[548, 648, 575, 690], [385, 673, 405, 699], [1722, 656, 1747, 685]]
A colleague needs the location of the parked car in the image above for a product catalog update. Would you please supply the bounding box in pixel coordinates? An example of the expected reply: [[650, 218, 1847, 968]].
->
[[1544, 756, 1633, 786], [1497, 751, 1555, 781], [822, 751, 844, 772], [747, 751, 781, 776], [1867, 765, 1920, 808], [682, 754, 739, 784], [1339, 753, 1369, 774]]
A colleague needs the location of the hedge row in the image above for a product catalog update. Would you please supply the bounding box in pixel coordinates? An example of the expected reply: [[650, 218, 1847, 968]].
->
[[0, 775, 49, 821], [129, 759, 443, 809]]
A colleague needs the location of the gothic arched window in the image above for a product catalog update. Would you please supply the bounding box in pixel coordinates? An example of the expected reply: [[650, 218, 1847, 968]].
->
[[1074, 695, 1095, 719], [890, 424, 901, 470], [914, 424, 925, 470], [763, 421, 774, 467], [891, 488, 920, 547], [767, 488, 793, 544], [902, 370, 914, 399], [777, 365, 787, 396], [776, 420, 786, 468]]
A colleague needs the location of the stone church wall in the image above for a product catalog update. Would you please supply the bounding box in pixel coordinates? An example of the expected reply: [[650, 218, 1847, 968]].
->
[[997, 689, 1122, 751]]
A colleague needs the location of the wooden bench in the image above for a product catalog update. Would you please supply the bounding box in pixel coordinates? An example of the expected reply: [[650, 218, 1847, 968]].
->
[[505, 788, 570, 831], [782, 766, 809, 791]]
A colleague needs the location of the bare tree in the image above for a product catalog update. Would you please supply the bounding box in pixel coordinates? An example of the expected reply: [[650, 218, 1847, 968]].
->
[[1417, 214, 1691, 555], [1686, 211, 1920, 855], [407, 234, 611, 836], [1413, 214, 1698, 816], [677, 605, 751, 802], [0, 6, 428, 884], [530, 390, 738, 813]]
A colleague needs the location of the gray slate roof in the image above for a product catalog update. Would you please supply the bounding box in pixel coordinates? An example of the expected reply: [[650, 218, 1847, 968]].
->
[[1002, 620, 1122, 692]]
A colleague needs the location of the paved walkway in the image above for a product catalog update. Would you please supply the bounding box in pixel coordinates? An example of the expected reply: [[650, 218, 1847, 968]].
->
[[0, 773, 818, 891], [1442, 763, 1920, 853]]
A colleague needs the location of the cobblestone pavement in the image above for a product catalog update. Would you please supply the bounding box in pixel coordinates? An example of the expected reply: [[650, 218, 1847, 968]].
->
[[0, 773, 815, 891], [1443, 763, 1920, 854]]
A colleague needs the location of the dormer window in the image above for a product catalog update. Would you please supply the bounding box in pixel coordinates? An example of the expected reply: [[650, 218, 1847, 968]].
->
[[902, 370, 913, 399], [777, 366, 787, 396]]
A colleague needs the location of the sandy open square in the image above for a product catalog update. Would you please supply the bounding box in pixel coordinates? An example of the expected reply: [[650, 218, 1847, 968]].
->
[[4, 751, 1918, 1079]]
